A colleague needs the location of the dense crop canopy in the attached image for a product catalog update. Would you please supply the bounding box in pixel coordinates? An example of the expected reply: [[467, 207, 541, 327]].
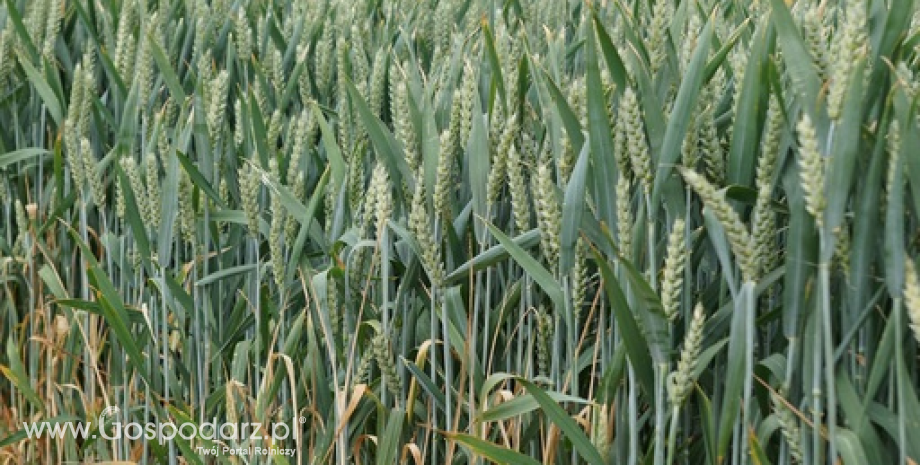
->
[[1, 0, 920, 463]]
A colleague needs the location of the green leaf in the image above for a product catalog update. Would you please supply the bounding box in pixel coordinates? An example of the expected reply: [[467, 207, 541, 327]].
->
[[749, 432, 772, 465], [403, 359, 447, 412], [874, 0, 915, 63], [592, 13, 628, 92], [176, 151, 225, 208], [823, 60, 866, 259], [717, 282, 756, 462], [196, 264, 258, 286], [445, 229, 541, 284], [542, 71, 586, 151], [148, 32, 186, 101], [866, 302, 897, 400], [705, 20, 750, 82], [445, 432, 541, 465], [585, 18, 619, 228], [693, 339, 729, 380], [19, 57, 63, 125], [652, 18, 713, 206], [623, 45, 667, 158], [288, 167, 331, 281], [769, 0, 820, 113], [468, 95, 490, 240], [165, 406, 206, 465], [313, 104, 347, 190], [835, 371, 887, 465], [68, 227, 152, 388], [115, 164, 154, 276], [483, 220, 564, 309], [781, 164, 817, 337], [0, 148, 49, 169], [517, 378, 605, 465], [247, 90, 271, 168], [592, 247, 656, 401], [834, 428, 870, 465], [344, 79, 413, 197], [885, 95, 912, 295], [376, 408, 406, 465], [697, 387, 718, 464], [615, 256, 670, 362], [482, 23, 506, 102], [560, 143, 589, 271], [477, 392, 591, 423], [2, 338, 43, 412], [254, 162, 321, 229], [55, 299, 147, 326], [38, 265, 67, 299], [4, 0, 39, 62], [727, 25, 765, 188]]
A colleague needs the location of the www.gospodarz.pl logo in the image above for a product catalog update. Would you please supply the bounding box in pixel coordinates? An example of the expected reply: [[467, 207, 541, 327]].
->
[[24, 406, 305, 443]]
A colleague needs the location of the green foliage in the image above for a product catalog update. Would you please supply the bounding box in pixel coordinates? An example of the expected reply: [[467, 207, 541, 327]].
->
[[1, 0, 919, 463]]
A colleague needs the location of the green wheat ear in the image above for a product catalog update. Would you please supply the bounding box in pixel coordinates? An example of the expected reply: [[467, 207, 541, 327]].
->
[[535, 306, 553, 379], [119, 157, 144, 222], [434, 130, 454, 221], [572, 237, 588, 322], [905, 259, 920, 344], [372, 332, 402, 402], [616, 175, 633, 257], [240, 162, 262, 238], [621, 87, 652, 193], [371, 163, 392, 239], [3, 0, 917, 463], [269, 159, 285, 290], [178, 168, 196, 247], [668, 303, 705, 406], [534, 161, 561, 271], [144, 152, 161, 231], [827, 0, 867, 121], [797, 114, 826, 228], [661, 218, 687, 322], [681, 168, 757, 282], [86, 144, 106, 209], [700, 76, 725, 186], [409, 168, 443, 287], [771, 388, 804, 463], [488, 115, 516, 205]]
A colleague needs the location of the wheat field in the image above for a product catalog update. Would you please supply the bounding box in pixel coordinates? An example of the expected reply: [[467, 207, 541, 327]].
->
[[1, 0, 919, 463]]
